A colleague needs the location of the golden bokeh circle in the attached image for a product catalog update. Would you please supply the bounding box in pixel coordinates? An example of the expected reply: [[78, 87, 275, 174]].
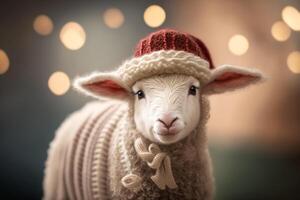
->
[[48, 71, 71, 95], [60, 22, 86, 50], [0, 49, 10, 75], [144, 5, 166, 28], [103, 8, 124, 29], [271, 21, 291, 41], [282, 6, 300, 31], [33, 15, 54, 36], [287, 51, 300, 74], [228, 34, 249, 56]]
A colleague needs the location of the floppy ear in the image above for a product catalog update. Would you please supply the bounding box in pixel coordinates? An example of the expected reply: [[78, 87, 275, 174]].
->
[[202, 65, 265, 95], [73, 72, 130, 100]]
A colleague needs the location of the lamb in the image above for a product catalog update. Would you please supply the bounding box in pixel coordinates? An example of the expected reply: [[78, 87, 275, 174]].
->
[[43, 29, 264, 200]]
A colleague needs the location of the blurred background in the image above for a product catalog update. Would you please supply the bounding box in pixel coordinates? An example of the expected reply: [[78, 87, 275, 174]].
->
[[1, 0, 300, 199]]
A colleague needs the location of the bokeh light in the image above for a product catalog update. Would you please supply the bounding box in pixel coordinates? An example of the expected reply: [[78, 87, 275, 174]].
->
[[228, 34, 249, 56], [143, 5, 166, 28], [271, 21, 291, 41], [282, 6, 300, 31], [103, 8, 124, 29], [59, 22, 86, 50], [0, 49, 10, 75], [33, 15, 54, 36], [48, 71, 70, 95], [287, 51, 300, 74]]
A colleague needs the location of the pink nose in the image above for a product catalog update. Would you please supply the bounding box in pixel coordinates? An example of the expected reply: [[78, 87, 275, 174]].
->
[[157, 114, 178, 129]]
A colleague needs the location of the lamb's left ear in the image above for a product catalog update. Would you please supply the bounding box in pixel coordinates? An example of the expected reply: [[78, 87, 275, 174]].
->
[[202, 65, 265, 95], [73, 72, 130, 100]]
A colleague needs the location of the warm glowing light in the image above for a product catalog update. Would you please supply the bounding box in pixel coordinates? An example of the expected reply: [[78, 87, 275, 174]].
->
[[0, 49, 9, 75], [60, 22, 86, 50], [48, 71, 70, 95], [103, 8, 124, 29], [33, 15, 54, 36], [271, 21, 291, 41], [282, 6, 300, 31], [144, 5, 166, 28], [228, 34, 249, 56], [287, 51, 300, 74]]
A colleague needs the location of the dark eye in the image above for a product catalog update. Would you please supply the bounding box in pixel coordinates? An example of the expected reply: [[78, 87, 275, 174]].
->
[[135, 90, 145, 100], [188, 85, 198, 96]]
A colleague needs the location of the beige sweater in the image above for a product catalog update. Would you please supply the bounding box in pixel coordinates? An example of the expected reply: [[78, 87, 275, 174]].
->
[[43, 98, 214, 200]]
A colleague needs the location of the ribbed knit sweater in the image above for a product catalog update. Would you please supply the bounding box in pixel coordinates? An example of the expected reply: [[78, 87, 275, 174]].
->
[[43, 97, 214, 200]]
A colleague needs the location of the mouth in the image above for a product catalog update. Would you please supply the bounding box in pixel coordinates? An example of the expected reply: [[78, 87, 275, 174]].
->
[[152, 125, 183, 138], [156, 131, 177, 136], [155, 129, 179, 137], [151, 127, 183, 144]]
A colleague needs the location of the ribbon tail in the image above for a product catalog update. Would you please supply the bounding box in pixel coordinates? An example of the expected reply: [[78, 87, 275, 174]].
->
[[151, 168, 166, 190], [164, 157, 178, 189]]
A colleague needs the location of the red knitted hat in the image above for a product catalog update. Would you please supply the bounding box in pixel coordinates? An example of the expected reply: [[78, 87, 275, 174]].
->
[[134, 29, 215, 69], [113, 29, 215, 88]]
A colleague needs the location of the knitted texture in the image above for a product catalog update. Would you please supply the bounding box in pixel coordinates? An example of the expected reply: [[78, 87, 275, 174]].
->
[[134, 28, 215, 69], [117, 49, 211, 89], [43, 101, 127, 200], [115, 29, 215, 89], [43, 97, 214, 200]]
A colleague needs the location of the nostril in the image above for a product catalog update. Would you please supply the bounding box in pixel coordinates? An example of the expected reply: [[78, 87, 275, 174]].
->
[[157, 117, 178, 129], [170, 117, 178, 127]]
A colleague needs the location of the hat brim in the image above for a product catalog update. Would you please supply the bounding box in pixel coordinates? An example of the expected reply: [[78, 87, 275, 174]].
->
[[117, 50, 212, 88]]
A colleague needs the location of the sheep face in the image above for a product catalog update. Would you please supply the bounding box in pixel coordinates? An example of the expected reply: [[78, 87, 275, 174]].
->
[[132, 74, 201, 145]]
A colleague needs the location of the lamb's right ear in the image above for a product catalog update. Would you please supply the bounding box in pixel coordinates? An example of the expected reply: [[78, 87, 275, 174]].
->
[[73, 72, 130, 100]]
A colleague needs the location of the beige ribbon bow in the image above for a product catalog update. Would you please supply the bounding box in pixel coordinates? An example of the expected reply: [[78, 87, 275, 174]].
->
[[134, 137, 178, 190]]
